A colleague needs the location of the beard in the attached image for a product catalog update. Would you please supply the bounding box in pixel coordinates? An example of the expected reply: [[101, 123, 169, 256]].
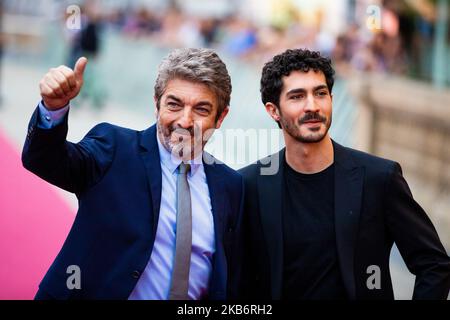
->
[[280, 111, 332, 143], [157, 121, 205, 161]]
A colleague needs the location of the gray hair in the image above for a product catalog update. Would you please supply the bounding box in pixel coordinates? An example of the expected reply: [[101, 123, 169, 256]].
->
[[154, 48, 232, 119]]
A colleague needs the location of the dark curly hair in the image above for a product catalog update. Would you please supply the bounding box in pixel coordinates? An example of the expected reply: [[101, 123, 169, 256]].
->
[[260, 49, 335, 109]]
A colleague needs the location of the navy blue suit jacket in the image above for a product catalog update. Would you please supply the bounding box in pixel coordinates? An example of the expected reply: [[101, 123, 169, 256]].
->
[[22, 107, 244, 300]]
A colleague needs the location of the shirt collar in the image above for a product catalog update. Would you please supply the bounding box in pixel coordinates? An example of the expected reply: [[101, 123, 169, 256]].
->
[[156, 133, 203, 176]]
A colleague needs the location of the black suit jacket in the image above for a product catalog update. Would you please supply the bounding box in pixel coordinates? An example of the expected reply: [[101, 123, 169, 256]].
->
[[239, 141, 450, 299], [22, 107, 244, 300]]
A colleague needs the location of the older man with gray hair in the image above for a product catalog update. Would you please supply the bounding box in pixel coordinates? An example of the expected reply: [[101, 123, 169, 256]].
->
[[22, 48, 244, 300]]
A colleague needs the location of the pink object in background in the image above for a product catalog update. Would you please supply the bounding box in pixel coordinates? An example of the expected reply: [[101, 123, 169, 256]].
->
[[0, 129, 74, 299]]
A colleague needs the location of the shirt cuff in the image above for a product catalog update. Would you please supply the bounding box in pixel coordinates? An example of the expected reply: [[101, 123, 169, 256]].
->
[[37, 101, 70, 129]]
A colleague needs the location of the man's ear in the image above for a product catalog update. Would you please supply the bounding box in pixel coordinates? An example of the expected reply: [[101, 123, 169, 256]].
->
[[215, 106, 229, 129], [265, 102, 280, 122]]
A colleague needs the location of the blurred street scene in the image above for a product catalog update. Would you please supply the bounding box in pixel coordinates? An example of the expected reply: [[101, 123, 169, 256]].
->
[[0, 0, 449, 299]]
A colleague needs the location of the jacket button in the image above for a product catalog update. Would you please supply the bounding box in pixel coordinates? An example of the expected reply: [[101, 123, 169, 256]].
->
[[132, 270, 141, 279]]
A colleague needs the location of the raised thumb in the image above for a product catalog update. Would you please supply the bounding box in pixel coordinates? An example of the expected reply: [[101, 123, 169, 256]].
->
[[74, 57, 88, 80]]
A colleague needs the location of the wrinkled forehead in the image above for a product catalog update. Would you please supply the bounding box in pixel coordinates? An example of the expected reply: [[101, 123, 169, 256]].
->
[[162, 78, 218, 106]]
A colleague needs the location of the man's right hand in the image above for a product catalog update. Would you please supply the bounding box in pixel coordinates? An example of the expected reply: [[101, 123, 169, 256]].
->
[[39, 57, 88, 110]]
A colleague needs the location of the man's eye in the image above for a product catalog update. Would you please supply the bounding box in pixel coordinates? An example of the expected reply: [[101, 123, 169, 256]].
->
[[167, 102, 180, 108], [196, 107, 210, 114], [291, 95, 303, 100], [316, 91, 328, 96]]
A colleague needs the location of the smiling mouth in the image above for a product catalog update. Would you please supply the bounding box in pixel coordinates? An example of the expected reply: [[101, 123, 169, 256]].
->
[[171, 130, 194, 139], [172, 129, 193, 134]]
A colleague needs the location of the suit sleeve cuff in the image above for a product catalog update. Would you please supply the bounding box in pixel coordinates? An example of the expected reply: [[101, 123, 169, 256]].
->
[[37, 101, 70, 129]]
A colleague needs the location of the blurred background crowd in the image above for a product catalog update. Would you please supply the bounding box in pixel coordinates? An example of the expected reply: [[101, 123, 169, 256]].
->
[[0, 0, 449, 299], [97, 0, 449, 81], [3, 0, 448, 81]]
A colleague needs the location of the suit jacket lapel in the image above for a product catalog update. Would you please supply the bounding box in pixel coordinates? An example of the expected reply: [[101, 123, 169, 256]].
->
[[257, 149, 285, 299], [203, 153, 226, 299], [139, 124, 162, 241], [333, 141, 364, 300], [203, 154, 226, 245]]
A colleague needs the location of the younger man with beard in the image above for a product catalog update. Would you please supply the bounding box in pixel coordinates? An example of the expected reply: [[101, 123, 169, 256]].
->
[[239, 49, 450, 300]]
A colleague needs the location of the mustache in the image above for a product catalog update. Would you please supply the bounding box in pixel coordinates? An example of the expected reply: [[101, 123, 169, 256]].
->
[[298, 112, 327, 124], [169, 126, 195, 136]]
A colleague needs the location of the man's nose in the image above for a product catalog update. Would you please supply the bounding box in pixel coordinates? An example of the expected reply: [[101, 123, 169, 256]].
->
[[304, 94, 320, 113], [177, 108, 194, 129]]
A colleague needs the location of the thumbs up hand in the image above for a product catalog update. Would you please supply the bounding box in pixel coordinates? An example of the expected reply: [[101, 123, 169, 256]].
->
[[39, 57, 88, 110]]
